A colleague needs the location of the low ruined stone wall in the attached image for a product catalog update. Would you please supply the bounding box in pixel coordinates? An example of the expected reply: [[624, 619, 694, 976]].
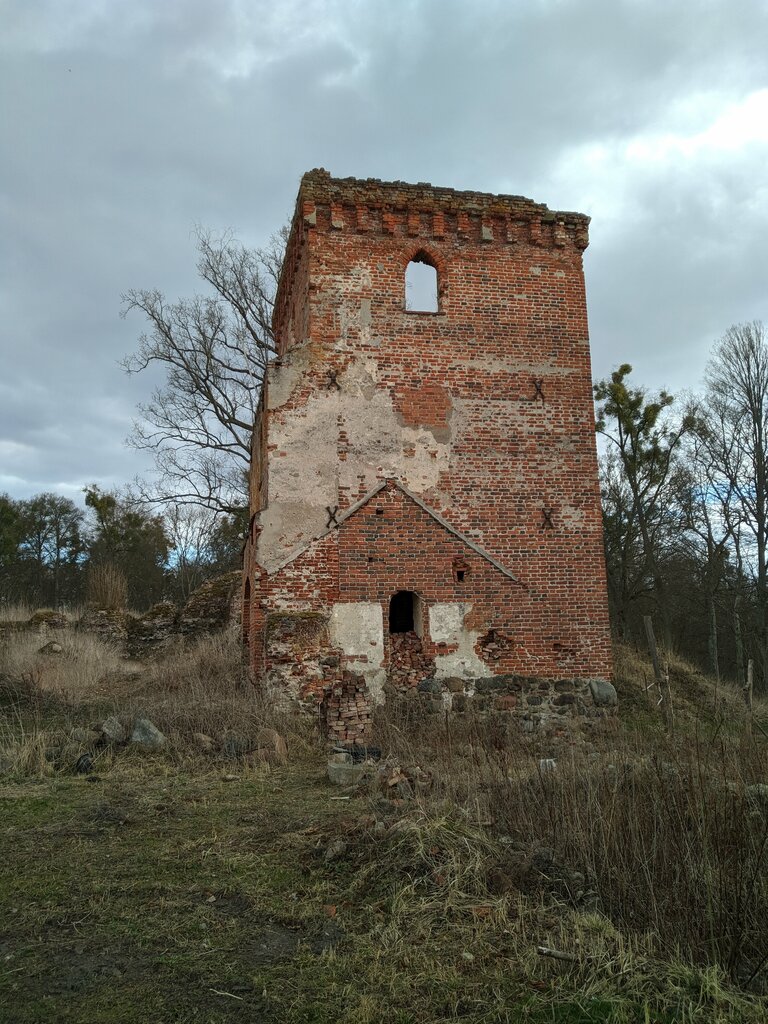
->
[[255, 605, 617, 744], [1, 572, 242, 660]]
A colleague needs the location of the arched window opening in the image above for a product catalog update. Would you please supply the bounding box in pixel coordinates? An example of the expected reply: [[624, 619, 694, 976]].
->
[[405, 253, 438, 312], [242, 577, 251, 646], [388, 590, 423, 635]]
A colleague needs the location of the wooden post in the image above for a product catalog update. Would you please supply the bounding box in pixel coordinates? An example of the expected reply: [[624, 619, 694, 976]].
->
[[644, 615, 663, 682], [744, 659, 754, 740], [644, 615, 673, 733], [709, 597, 720, 711], [661, 660, 674, 734], [734, 595, 745, 690]]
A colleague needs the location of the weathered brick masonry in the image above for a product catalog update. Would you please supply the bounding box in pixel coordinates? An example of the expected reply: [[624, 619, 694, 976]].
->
[[243, 170, 613, 740]]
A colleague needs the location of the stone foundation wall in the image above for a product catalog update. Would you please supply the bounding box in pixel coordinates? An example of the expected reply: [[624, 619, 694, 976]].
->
[[437, 674, 617, 734], [323, 671, 618, 746]]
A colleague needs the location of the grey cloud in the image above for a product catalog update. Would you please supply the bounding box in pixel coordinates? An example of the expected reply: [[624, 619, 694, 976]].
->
[[1, 0, 767, 499]]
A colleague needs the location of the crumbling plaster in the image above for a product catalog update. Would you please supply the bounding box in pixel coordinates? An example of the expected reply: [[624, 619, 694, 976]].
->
[[257, 348, 453, 572], [244, 170, 614, 702]]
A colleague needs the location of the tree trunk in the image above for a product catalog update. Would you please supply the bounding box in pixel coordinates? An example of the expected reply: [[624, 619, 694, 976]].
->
[[734, 593, 745, 687]]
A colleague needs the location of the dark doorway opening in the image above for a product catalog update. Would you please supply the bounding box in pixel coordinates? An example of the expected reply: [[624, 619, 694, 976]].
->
[[389, 590, 416, 633]]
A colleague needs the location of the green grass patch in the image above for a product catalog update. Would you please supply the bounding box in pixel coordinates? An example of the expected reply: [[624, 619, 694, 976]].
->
[[1, 756, 765, 1024]]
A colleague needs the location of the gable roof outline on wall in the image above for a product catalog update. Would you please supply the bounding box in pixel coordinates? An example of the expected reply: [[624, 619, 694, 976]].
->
[[266, 478, 521, 584]]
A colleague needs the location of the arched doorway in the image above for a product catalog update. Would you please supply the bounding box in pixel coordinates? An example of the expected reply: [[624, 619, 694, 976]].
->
[[388, 590, 424, 637]]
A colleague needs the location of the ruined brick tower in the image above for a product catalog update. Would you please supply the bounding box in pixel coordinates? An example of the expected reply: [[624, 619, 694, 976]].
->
[[243, 170, 612, 740]]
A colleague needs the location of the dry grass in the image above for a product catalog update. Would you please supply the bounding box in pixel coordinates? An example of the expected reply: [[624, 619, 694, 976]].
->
[[0, 602, 85, 624], [0, 628, 126, 697], [125, 627, 317, 755], [0, 624, 318, 773], [0, 601, 33, 622], [1, 628, 767, 1013]]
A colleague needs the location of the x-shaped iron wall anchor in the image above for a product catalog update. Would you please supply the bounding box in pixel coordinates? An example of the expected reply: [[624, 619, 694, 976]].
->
[[541, 507, 554, 530], [326, 370, 341, 390], [533, 378, 544, 401], [326, 505, 340, 528]]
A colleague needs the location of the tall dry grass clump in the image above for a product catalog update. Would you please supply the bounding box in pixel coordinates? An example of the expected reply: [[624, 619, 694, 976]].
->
[[0, 601, 32, 622], [124, 627, 317, 755], [487, 734, 768, 984], [86, 563, 128, 610]]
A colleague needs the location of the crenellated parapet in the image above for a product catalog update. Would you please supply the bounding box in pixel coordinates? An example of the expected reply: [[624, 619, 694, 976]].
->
[[272, 169, 590, 340], [297, 167, 589, 245]]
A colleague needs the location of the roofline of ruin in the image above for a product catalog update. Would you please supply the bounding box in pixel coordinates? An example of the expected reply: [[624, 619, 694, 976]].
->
[[297, 168, 588, 224], [272, 169, 590, 340]]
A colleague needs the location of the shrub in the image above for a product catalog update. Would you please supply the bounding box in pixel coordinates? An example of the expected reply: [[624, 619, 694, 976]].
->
[[86, 563, 128, 610]]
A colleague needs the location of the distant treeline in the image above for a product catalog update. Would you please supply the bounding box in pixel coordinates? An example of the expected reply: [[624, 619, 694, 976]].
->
[[0, 486, 243, 612]]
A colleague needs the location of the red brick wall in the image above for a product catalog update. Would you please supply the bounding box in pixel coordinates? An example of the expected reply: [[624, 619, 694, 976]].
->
[[254, 482, 610, 683]]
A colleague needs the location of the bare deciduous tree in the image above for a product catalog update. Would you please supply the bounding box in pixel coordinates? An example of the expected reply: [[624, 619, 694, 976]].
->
[[701, 320, 768, 691], [676, 427, 735, 685], [121, 226, 285, 515], [164, 503, 222, 601]]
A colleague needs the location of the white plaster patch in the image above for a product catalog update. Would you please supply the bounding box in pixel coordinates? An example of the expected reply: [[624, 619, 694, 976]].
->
[[429, 602, 465, 643], [329, 601, 386, 702], [259, 359, 341, 568], [429, 601, 488, 679]]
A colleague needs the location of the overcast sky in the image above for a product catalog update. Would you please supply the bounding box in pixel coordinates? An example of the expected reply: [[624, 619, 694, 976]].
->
[[2, 0, 767, 503]]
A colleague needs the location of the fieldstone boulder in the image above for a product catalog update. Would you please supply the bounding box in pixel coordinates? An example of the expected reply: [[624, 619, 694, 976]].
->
[[327, 751, 369, 787], [444, 677, 465, 693], [38, 641, 63, 655], [100, 716, 127, 744], [324, 839, 347, 862], [588, 679, 618, 708], [222, 732, 252, 759], [746, 783, 768, 811], [130, 718, 166, 749], [71, 727, 101, 746], [255, 728, 288, 764], [74, 753, 94, 775], [417, 677, 442, 695], [192, 732, 216, 754]]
